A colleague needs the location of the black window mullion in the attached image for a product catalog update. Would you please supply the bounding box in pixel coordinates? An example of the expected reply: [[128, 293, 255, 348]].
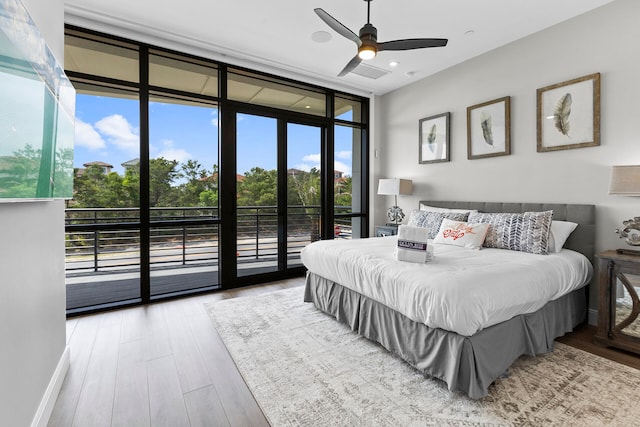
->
[[219, 87, 238, 288], [139, 45, 151, 303], [322, 125, 335, 240], [277, 120, 287, 271], [361, 122, 370, 238]]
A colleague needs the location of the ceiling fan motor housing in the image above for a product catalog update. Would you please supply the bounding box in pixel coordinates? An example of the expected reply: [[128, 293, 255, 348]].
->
[[358, 23, 378, 58]]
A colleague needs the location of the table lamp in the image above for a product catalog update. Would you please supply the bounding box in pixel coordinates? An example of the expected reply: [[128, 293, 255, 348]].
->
[[609, 165, 640, 252], [377, 178, 412, 225]]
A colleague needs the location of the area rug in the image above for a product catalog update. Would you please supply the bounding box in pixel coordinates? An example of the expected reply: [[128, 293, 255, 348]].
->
[[205, 287, 640, 426]]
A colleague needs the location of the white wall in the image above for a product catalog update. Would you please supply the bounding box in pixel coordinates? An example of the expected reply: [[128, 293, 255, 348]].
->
[[376, 0, 640, 309], [377, 1, 639, 251], [0, 201, 68, 427], [23, 0, 65, 60], [0, 1, 67, 426]]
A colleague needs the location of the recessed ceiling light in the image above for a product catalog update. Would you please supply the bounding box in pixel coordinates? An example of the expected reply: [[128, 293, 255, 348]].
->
[[464, 30, 475, 36], [405, 71, 415, 78], [305, 105, 311, 109], [311, 31, 332, 43], [389, 61, 399, 67]]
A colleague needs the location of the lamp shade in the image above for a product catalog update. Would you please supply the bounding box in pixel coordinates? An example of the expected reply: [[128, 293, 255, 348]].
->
[[609, 165, 640, 195], [377, 178, 412, 196]]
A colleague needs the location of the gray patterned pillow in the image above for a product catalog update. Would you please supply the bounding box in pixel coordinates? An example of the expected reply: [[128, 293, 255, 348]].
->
[[407, 210, 470, 239], [467, 211, 553, 255]]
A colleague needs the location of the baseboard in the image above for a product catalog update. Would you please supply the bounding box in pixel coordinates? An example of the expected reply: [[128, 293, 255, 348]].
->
[[588, 308, 598, 326], [31, 346, 70, 427]]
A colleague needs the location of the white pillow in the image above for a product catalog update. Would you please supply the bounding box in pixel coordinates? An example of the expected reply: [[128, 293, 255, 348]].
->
[[419, 204, 478, 214], [548, 220, 578, 253], [433, 219, 490, 250]]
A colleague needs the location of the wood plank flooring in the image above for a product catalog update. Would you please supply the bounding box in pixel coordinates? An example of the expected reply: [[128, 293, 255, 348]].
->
[[49, 278, 640, 426], [49, 279, 302, 427]]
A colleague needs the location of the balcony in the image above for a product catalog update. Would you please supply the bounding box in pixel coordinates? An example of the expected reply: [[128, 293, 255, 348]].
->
[[65, 206, 354, 312]]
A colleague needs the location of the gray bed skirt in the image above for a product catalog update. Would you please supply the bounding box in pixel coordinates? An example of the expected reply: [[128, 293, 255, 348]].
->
[[304, 271, 586, 399]]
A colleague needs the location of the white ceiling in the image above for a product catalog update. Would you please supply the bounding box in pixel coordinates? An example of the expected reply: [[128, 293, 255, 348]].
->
[[63, 0, 614, 97]]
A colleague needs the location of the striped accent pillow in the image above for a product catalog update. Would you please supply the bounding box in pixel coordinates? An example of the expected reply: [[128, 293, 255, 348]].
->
[[467, 210, 553, 255]]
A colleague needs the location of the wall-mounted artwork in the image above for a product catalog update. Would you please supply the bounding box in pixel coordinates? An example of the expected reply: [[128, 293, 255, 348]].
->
[[419, 112, 450, 164], [0, 0, 76, 199], [467, 96, 511, 160], [536, 73, 600, 152]]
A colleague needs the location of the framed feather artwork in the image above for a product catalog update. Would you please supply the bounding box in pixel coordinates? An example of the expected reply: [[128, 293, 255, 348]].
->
[[467, 96, 511, 160], [537, 73, 600, 152], [419, 112, 450, 164]]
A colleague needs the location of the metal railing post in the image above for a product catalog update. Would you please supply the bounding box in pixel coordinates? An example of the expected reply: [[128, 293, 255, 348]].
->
[[93, 230, 99, 272], [182, 225, 187, 265], [255, 208, 259, 260]]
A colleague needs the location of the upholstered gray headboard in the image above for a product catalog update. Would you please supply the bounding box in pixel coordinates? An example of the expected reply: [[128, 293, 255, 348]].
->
[[418, 201, 596, 264]]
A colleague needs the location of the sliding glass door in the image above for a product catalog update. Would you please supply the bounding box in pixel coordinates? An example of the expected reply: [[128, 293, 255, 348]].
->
[[64, 26, 368, 314], [287, 123, 321, 267], [234, 112, 323, 278], [148, 95, 220, 295]]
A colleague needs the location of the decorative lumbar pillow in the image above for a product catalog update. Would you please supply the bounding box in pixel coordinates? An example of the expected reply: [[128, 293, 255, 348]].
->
[[548, 220, 579, 253], [407, 210, 470, 239], [419, 204, 478, 215], [433, 219, 490, 249], [395, 225, 433, 263], [467, 210, 553, 255]]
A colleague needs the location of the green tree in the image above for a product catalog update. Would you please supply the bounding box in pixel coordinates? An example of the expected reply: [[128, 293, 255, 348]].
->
[[287, 167, 320, 208], [237, 167, 277, 207], [175, 159, 209, 207], [196, 164, 218, 207], [72, 164, 108, 207], [334, 176, 352, 208], [149, 157, 181, 207], [122, 165, 140, 207]]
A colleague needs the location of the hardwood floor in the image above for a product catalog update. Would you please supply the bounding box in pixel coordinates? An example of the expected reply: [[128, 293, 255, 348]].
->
[[556, 323, 640, 370], [49, 278, 640, 426], [49, 278, 305, 427]]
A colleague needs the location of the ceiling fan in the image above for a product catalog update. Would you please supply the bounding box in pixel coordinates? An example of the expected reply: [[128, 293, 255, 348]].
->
[[314, 0, 448, 77]]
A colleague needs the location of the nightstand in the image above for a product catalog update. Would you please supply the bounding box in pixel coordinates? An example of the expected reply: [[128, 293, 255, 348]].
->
[[594, 250, 640, 355], [375, 224, 399, 237]]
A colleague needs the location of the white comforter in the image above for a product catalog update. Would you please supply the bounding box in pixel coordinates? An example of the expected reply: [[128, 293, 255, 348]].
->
[[301, 236, 593, 336]]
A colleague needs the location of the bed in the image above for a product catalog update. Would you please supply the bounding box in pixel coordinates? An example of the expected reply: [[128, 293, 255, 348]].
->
[[301, 201, 595, 399]]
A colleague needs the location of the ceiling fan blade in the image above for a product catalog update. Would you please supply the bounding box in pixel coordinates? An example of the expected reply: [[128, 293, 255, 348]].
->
[[378, 38, 448, 51], [314, 8, 362, 46], [337, 55, 362, 77]]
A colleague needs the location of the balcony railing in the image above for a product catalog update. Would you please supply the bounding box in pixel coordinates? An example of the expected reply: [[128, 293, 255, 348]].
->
[[65, 206, 354, 275]]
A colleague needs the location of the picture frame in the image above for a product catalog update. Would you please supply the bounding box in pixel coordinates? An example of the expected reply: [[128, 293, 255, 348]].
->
[[419, 112, 450, 164], [536, 73, 600, 152], [467, 96, 511, 160]]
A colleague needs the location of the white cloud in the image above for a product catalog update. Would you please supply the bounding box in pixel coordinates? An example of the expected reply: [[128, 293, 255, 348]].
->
[[302, 153, 321, 163], [334, 161, 351, 177], [336, 150, 352, 160], [74, 119, 106, 150], [157, 139, 191, 163], [95, 114, 139, 154], [211, 110, 219, 127], [299, 153, 352, 176]]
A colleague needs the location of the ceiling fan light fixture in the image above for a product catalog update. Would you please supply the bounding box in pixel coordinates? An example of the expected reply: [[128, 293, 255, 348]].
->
[[358, 45, 377, 60], [314, 1, 447, 76]]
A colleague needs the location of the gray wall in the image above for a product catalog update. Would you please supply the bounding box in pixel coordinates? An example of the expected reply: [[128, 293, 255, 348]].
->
[[375, 0, 640, 307], [0, 1, 67, 426]]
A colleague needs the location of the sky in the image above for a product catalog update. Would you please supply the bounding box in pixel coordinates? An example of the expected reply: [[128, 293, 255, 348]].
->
[[73, 94, 354, 177]]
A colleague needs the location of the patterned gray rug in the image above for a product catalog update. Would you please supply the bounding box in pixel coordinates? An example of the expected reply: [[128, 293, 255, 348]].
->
[[206, 286, 640, 426]]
